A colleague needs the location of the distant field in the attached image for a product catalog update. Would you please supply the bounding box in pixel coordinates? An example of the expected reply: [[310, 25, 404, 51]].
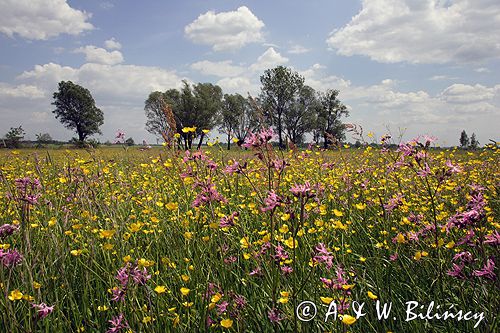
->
[[0, 140, 498, 332]]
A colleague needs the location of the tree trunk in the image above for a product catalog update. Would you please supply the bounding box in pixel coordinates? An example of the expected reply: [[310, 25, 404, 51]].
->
[[227, 133, 231, 150], [197, 133, 205, 150], [323, 133, 328, 149], [277, 112, 283, 149]]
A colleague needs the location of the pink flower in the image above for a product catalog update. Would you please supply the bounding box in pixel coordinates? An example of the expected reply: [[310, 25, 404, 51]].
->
[[268, 308, 283, 323], [219, 212, 239, 228], [313, 243, 334, 269], [107, 313, 129, 333], [0, 224, 19, 239], [261, 191, 282, 212], [242, 128, 274, 149], [290, 182, 315, 199], [0, 249, 23, 268], [445, 160, 462, 173], [32, 302, 54, 319], [473, 258, 496, 280], [485, 231, 500, 246], [447, 263, 465, 279]]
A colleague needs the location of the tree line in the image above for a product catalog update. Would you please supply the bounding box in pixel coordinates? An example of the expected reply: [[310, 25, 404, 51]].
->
[[2, 66, 495, 150], [144, 65, 349, 150]]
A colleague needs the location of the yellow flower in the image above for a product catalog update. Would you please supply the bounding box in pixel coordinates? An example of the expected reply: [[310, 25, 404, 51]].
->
[[211, 292, 222, 303], [367, 291, 378, 300], [99, 229, 116, 239], [333, 209, 343, 217], [395, 233, 405, 243], [142, 316, 153, 324], [33, 282, 42, 289], [341, 314, 357, 325], [202, 129, 210, 134], [220, 318, 233, 328], [281, 214, 290, 221], [166, 202, 178, 211], [279, 224, 289, 233], [240, 237, 250, 249], [70, 249, 82, 256], [320, 297, 334, 304], [98, 305, 109, 311], [181, 274, 190, 282], [180, 287, 190, 296], [155, 285, 167, 294], [355, 203, 366, 210], [8, 289, 23, 301], [284, 237, 298, 249]]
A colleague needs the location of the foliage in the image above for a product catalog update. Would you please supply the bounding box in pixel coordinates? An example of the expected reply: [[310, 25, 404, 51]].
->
[[260, 66, 305, 148], [460, 130, 470, 148], [52, 81, 104, 142], [219, 93, 254, 150], [145, 81, 223, 149], [3, 126, 25, 148], [125, 137, 135, 146], [315, 89, 349, 148], [283, 85, 317, 145], [470, 133, 479, 149]]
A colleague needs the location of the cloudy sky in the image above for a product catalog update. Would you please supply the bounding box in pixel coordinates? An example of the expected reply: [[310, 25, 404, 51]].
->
[[1, 0, 499, 146]]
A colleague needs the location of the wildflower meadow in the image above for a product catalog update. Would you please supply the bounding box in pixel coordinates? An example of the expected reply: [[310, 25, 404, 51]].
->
[[0, 132, 498, 332]]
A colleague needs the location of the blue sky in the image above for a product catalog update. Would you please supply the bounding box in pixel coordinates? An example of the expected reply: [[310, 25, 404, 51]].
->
[[1, 0, 499, 146]]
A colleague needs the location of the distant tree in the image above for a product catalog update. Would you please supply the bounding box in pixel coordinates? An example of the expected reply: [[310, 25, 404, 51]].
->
[[125, 137, 135, 146], [4, 126, 25, 148], [284, 85, 317, 145], [459, 130, 469, 148], [315, 89, 349, 148], [36, 133, 52, 143], [220, 93, 246, 150], [35, 133, 52, 148], [52, 81, 104, 143], [469, 133, 479, 149], [260, 66, 304, 149], [145, 81, 223, 149], [144, 91, 177, 145]]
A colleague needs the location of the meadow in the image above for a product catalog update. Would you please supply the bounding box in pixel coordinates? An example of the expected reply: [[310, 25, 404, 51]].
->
[[0, 132, 498, 332]]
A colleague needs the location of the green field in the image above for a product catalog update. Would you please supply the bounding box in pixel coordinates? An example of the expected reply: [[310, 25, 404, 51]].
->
[[0, 139, 498, 332]]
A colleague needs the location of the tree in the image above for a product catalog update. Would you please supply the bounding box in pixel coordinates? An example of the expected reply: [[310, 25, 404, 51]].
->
[[52, 81, 104, 143], [260, 66, 304, 149], [219, 93, 246, 150], [4, 126, 25, 148], [144, 91, 177, 145], [470, 133, 479, 149], [36, 133, 52, 143], [35, 133, 52, 148], [284, 85, 317, 145], [145, 81, 223, 150], [459, 130, 469, 148], [125, 137, 135, 146], [315, 89, 349, 148]]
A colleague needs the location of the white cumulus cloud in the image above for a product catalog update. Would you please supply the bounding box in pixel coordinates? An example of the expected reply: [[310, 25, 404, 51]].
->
[[104, 38, 122, 50], [74, 45, 124, 65], [0, 0, 94, 40], [327, 0, 500, 64], [250, 47, 288, 72], [0, 83, 45, 100], [185, 6, 265, 51]]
